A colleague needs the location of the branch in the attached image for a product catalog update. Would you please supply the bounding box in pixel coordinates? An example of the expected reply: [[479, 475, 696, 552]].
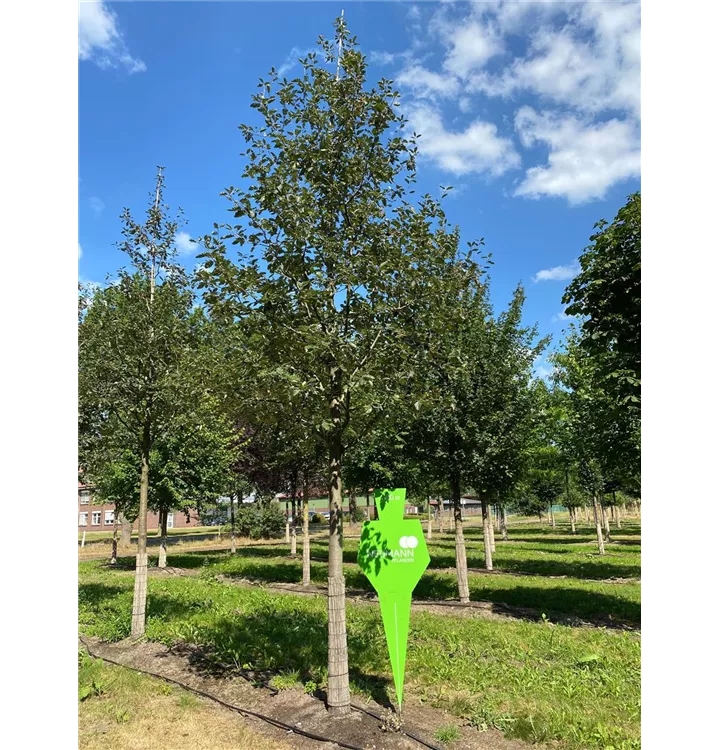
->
[[350, 329, 383, 380]]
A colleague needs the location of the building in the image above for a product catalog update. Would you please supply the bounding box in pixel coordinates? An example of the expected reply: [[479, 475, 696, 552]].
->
[[429, 496, 483, 516], [78, 480, 202, 532]]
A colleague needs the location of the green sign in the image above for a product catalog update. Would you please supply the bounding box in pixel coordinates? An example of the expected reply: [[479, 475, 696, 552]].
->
[[357, 488, 430, 710]]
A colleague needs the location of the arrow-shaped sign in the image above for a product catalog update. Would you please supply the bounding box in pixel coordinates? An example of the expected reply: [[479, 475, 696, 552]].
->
[[357, 488, 430, 711]]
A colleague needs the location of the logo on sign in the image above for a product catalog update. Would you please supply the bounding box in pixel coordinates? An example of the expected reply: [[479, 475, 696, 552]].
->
[[399, 536, 418, 549]]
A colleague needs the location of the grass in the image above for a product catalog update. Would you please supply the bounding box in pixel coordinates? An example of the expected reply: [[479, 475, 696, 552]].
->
[[78, 648, 291, 750], [434, 724, 460, 744], [79, 557, 640, 750], [132, 520, 641, 627]]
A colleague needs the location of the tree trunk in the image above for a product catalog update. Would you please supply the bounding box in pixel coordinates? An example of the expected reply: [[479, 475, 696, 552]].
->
[[285, 518, 290, 544], [348, 491, 357, 528], [81, 530, 86, 548], [452, 476, 470, 603], [584, 506, 589, 524], [366, 489, 372, 521], [601, 498, 611, 540], [448, 506, 455, 532], [131, 429, 150, 637], [569, 507, 576, 535], [481, 496, 494, 572], [119, 512, 132, 546], [326, 425, 350, 715], [616, 503, 622, 529], [500, 506, 508, 541], [290, 506, 297, 556], [302, 472, 311, 586], [488, 504, 496, 553], [289, 471, 298, 556], [549, 504, 556, 528], [110, 518, 118, 564], [427, 504, 433, 540], [157, 508, 168, 568], [438, 498, 445, 533], [592, 495, 605, 555], [230, 492, 237, 555]]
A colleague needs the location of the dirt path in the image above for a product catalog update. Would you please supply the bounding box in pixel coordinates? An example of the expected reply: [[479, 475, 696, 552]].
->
[[81, 635, 539, 750]]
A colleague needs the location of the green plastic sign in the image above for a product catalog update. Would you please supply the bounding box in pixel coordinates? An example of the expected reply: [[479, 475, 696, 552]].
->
[[357, 488, 430, 710]]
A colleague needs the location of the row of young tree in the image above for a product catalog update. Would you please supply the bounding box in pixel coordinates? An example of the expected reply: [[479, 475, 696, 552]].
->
[[78, 20, 640, 717]]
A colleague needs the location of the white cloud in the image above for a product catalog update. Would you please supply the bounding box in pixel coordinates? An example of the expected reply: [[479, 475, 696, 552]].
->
[[79, 277, 103, 296], [552, 309, 576, 322], [535, 363, 553, 381], [387, 0, 640, 203], [79, 1, 146, 74], [89, 196, 105, 215], [472, 17, 640, 118], [369, 50, 396, 66], [396, 66, 460, 99], [440, 21, 504, 79], [458, 97, 472, 114], [533, 261, 580, 283], [277, 47, 314, 77], [78, 243, 83, 261], [514, 107, 641, 203], [410, 104, 520, 177], [175, 231, 196, 256]]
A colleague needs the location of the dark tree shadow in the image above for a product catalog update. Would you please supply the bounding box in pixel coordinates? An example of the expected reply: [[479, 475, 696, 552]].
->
[[167, 604, 394, 707], [356, 523, 391, 578]]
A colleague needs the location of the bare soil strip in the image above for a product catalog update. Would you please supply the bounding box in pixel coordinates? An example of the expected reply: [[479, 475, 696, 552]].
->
[[81, 636, 538, 750]]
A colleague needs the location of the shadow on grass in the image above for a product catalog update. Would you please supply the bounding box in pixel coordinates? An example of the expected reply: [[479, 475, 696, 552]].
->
[[389, 544, 640, 579], [79, 581, 128, 607], [167, 598, 394, 708], [213, 560, 641, 627]]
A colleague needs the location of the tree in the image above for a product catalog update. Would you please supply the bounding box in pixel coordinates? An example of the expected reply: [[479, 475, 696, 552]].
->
[[79, 168, 198, 636], [471, 290, 547, 558], [563, 192, 640, 429], [551, 331, 628, 554], [411, 282, 544, 590], [523, 381, 567, 528], [197, 20, 462, 713]]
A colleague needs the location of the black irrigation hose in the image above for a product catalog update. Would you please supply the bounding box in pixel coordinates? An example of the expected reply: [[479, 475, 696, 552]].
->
[[79, 636, 443, 750]]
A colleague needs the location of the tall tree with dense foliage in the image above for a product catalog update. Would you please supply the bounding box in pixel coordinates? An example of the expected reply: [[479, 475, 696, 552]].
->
[[198, 20, 468, 713], [552, 331, 627, 554], [563, 192, 640, 457], [79, 169, 199, 636], [523, 380, 567, 528], [411, 281, 544, 590]]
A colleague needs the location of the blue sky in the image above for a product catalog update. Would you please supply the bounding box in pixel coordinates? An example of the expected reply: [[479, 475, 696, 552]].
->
[[79, 1, 640, 371]]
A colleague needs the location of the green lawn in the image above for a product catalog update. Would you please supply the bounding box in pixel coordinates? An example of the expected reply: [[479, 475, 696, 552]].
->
[[79, 560, 640, 750], [122, 521, 640, 627]]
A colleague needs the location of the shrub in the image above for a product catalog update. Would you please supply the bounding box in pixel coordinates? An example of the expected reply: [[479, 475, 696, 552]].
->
[[347, 506, 365, 523], [228, 504, 286, 539], [255, 503, 286, 539], [311, 513, 326, 524]]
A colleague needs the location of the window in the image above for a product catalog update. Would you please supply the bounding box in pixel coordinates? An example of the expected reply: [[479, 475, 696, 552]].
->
[[166, 513, 175, 529], [79, 490, 90, 505], [79, 513, 88, 527], [104, 510, 115, 525], [91, 511, 101, 526]]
